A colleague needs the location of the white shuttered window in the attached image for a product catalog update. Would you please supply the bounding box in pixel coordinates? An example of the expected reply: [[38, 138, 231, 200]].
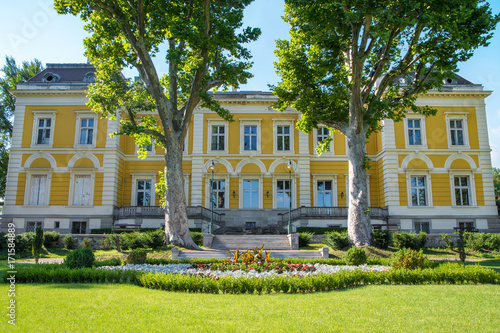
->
[[29, 175, 47, 206], [73, 175, 92, 206]]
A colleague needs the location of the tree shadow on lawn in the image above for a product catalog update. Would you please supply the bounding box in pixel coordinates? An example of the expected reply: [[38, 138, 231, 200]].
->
[[46, 283, 104, 289]]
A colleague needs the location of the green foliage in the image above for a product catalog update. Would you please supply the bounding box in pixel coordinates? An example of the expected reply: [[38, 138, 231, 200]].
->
[[32, 227, 44, 264], [0, 232, 6, 250], [298, 232, 314, 247], [392, 249, 427, 270], [393, 232, 426, 250], [0, 56, 44, 198], [65, 248, 95, 269], [9, 232, 34, 252], [63, 235, 77, 250], [90, 228, 112, 234], [121, 232, 152, 250], [126, 249, 148, 265], [441, 234, 454, 250], [98, 236, 113, 250], [324, 231, 349, 250], [94, 257, 123, 267], [80, 238, 92, 248], [43, 231, 60, 248], [189, 231, 203, 247], [148, 229, 166, 249], [493, 168, 500, 210], [344, 247, 367, 266], [296, 227, 347, 234], [373, 230, 392, 250]]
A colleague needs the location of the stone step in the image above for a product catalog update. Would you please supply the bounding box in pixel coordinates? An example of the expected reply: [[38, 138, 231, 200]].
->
[[211, 235, 291, 250]]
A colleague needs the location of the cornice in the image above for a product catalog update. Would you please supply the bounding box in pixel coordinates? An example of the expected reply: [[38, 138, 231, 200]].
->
[[11, 90, 87, 98]]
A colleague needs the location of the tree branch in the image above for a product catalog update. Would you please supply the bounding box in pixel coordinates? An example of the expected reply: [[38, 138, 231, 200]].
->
[[358, 15, 372, 58]]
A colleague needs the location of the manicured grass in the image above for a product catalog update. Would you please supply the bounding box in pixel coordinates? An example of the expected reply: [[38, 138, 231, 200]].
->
[[0, 283, 499, 332]]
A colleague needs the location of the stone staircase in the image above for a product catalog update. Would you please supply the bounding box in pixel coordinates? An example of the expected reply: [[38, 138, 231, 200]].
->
[[209, 235, 292, 250]]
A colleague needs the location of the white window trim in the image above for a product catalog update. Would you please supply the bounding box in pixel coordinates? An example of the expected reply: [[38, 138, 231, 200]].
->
[[239, 176, 263, 209], [240, 118, 261, 154], [445, 112, 469, 149], [31, 110, 57, 148], [74, 110, 98, 148], [207, 119, 228, 153], [449, 171, 476, 207], [273, 117, 294, 154], [205, 174, 229, 209], [406, 171, 433, 207], [24, 169, 52, 207], [344, 174, 371, 207], [131, 173, 156, 207], [312, 174, 337, 207], [135, 139, 156, 156], [184, 174, 190, 205], [183, 128, 189, 155], [313, 126, 334, 155], [273, 175, 296, 209], [68, 170, 96, 207], [404, 115, 427, 149]]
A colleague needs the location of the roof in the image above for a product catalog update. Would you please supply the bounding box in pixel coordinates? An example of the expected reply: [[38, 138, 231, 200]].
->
[[22, 63, 96, 85]]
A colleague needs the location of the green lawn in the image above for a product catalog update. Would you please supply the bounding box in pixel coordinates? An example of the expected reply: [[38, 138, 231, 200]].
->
[[0, 283, 499, 332]]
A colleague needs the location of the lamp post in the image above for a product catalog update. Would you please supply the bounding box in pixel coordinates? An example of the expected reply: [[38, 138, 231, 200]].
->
[[287, 160, 293, 234], [209, 160, 215, 234]]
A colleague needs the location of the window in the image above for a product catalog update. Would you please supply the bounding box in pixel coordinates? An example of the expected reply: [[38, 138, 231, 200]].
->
[[317, 181, 333, 207], [54, 221, 60, 229], [211, 125, 225, 151], [243, 126, 257, 151], [245, 222, 256, 228], [36, 119, 51, 144], [454, 176, 471, 206], [136, 180, 152, 206], [79, 118, 94, 144], [407, 119, 422, 145], [210, 180, 225, 208], [29, 175, 48, 206], [27, 222, 42, 233], [31, 110, 56, 147], [316, 127, 332, 152], [410, 176, 427, 206], [73, 175, 93, 206], [243, 180, 259, 208], [277, 126, 291, 151], [450, 120, 464, 146], [458, 221, 475, 232], [276, 180, 291, 209], [415, 222, 430, 233], [72, 221, 87, 234]]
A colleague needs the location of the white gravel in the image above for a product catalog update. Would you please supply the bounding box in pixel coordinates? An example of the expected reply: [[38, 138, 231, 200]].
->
[[98, 263, 391, 278]]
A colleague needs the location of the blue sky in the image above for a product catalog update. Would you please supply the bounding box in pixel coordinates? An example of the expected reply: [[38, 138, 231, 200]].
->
[[1, 0, 499, 167]]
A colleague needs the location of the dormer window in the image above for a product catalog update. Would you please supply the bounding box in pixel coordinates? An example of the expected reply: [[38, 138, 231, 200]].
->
[[83, 72, 96, 83], [42, 72, 60, 83]]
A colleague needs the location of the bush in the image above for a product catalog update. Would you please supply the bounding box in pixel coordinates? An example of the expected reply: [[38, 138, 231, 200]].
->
[[391, 248, 427, 270], [127, 249, 147, 264], [94, 257, 123, 267], [441, 233, 454, 250], [393, 232, 426, 250], [65, 248, 95, 269], [190, 231, 203, 247], [147, 229, 165, 249], [0, 233, 6, 250], [344, 246, 367, 266], [323, 231, 349, 250], [80, 238, 92, 248], [298, 232, 314, 247], [32, 227, 44, 264], [90, 228, 112, 234], [484, 234, 500, 251], [43, 231, 60, 248], [8, 232, 35, 252], [373, 230, 392, 249], [98, 236, 114, 250], [63, 234, 77, 250], [121, 232, 152, 250], [296, 227, 347, 234]]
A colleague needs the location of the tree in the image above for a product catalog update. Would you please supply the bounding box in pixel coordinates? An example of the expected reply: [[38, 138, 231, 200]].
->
[[273, 0, 499, 246], [493, 167, 500, 212], [0, 56, 44, 198], [32, 226, 44, 264], [55, 0, 260, 249]]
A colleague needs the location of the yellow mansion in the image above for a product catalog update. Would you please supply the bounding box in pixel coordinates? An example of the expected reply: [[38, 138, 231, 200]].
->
[[1, 63, 498, 234]]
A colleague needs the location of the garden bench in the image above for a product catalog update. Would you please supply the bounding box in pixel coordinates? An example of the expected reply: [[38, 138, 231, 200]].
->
[[112, 223, 142, 232], [372, 223, 400, 232]]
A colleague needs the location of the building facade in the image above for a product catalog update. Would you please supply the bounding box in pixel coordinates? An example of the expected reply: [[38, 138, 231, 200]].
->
[[1, 63, 499, 234]]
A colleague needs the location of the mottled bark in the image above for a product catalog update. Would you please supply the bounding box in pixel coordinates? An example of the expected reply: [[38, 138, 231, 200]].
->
[[164, 139, 200, 250], [346, 129, 373, 247]]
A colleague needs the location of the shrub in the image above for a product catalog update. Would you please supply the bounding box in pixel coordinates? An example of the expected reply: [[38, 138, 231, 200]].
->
[[190, 231, 203, 247], [94, 257, 123, 267], [344, 246, 367, 266], [63, 234, 77, 250], [65, 248, 95, 269], [484, 233, 500, 251], [127, 249, 147, 264], [80, 238, 92, 248], [441, 233, 454, 250], [0, 233, 7, 250], [121, 232, 152, 250], [90, 228, 112, 234], [9, 232, 35, 252], [98, 236, 114, 250], [32, 227, 44, 264], [148, 229, 165, 249], [391, 248, 427, 270], [43, 231, 60, 248], [298, 232, 314, 247], [323, 231, 349, 250], [296, 227, 347, 234], [373, 230, 392, 249], [464, 232, 487, 252], [393, 232, 426, 250]]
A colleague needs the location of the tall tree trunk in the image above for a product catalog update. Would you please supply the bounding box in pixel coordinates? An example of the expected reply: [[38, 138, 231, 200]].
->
[[164, 140, 200, 250], [346, 129, 373, 246]]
